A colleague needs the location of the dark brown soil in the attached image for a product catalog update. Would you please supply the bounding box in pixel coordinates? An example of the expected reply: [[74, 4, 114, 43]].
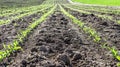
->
[[64, 7, 120, 50], [0, 7, 51, 49], [0, 11, 117, 67]]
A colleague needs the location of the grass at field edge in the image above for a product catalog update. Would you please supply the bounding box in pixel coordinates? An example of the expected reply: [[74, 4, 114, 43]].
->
[[72, 0, 120, 6]]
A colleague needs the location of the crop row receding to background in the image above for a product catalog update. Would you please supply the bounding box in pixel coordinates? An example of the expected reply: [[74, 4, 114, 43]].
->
[[0, 0, 120, 67]]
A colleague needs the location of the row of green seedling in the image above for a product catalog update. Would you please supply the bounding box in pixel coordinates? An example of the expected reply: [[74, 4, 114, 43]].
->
[[0, 5, 46, 17], [60, 5, 101, 43], [60, 5, 120, 66], [0, 5, 47, 19], [0, 0, 52, 16], [63, 5, 120, 62], [64, 5, 120, 24], [0, 5, 52, 25], [0, 5, 42, 16], [69, 4, 120, 15], [0, 5, 56, 61], [68, 4, 120, 18], [64, 5, 113, 20]]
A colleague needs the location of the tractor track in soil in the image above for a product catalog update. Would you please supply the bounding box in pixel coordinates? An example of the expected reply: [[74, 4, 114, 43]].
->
[[0, 7, 51, 49], [0, 11, 117, 67], [64, 7, 120, 49]]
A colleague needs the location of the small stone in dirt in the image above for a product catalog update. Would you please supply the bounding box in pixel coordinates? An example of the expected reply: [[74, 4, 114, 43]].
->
[[21, 60, 27, 66], [39, 30, 45, 33], [65, 49, 74, 57], [61, 21, 68, 25], [65, 49, 73, 54], [57, 54, 71, 66], [101, 22, 108, 26], [31, 48, 38, 52], [39, 56, 47, 61], [72, 53, 82, 61], [47, 47, 54, 53], [60, 17, 66, 20], [64, 37, 71, 44], [39, 46, 47, 52]]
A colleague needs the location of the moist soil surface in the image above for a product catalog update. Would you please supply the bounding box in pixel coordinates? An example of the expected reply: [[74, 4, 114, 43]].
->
[[0, 11, 117, 67], [64, 7, 120, 49]]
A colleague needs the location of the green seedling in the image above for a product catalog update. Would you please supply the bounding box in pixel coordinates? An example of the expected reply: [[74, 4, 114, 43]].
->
[[94, 35, 101, 42], [13, 40, 19, 47], [118, 21, 120, 24], [108, 47, 120, 61]]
